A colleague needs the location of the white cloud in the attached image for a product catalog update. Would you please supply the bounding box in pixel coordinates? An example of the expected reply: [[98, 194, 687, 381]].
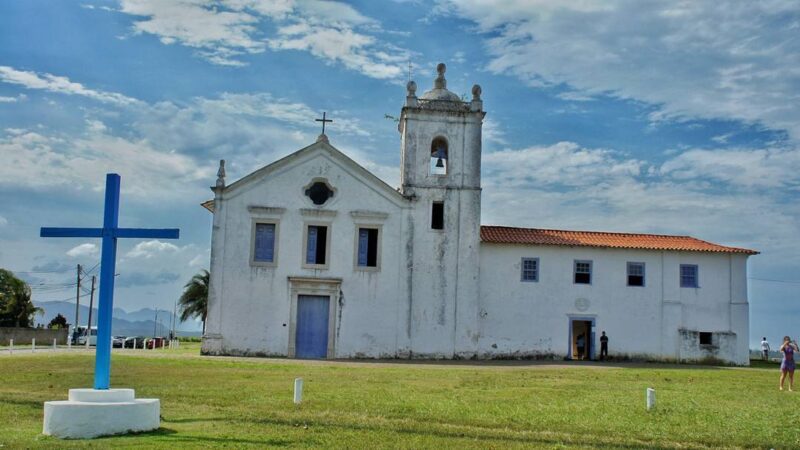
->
[[441, 0, 800, 141], [0, 66, 139, 105], [482, 117, 508, 147], [0, 121, 211, 198], [66, 243, 99, 258], [117, 0, 410, 78], [483, 142, 643, 188], [0, 96, 18, 103], [660, 147, 800, 189], [126, 240, 181, 258], [0, 215, 7, 226], [481, 141, 800, 266], [188, 254, 207, 268]]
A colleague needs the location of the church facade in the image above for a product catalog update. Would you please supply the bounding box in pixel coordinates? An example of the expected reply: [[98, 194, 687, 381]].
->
[[201, 64, 757, 365]]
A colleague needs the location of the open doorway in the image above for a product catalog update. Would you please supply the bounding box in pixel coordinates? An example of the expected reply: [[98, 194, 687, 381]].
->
[[570, 319, 595, 360]]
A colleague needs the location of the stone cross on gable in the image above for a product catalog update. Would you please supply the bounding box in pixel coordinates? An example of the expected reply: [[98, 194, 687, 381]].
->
[[315, 111, 333, 135], [41, 174, 179, 390]]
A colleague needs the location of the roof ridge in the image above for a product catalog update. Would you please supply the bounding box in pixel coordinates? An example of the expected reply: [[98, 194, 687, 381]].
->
[[481, 224, 692, 239]]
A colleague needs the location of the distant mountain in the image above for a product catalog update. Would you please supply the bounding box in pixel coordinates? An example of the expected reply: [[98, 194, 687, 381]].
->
[[34, 301, 203, 337]]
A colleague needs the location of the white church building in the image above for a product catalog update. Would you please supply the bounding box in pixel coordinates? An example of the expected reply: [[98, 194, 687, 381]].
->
[[201, 64, 757, 365]]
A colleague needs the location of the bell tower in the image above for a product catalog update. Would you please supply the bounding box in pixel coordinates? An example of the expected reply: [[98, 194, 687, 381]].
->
[[398, 63, 484, 358]]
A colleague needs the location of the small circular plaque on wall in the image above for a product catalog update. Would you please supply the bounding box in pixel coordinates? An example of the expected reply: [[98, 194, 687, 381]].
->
[[575, 298, 590, 312]]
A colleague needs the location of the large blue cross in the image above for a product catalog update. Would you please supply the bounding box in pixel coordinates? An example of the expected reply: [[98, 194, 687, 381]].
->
[[41, 174, 179, 390]]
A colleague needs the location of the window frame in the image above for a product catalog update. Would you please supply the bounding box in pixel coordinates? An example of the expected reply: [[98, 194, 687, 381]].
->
[[249, 218, 280, 267], [627, 261, 645, 287], [574, 260, 593, 285], [680, 264, 699, 288], [353, 225, 382, 272], [302, 222, 332, 270], [520, 257, 539, 282], [699, 331, 712, 346], [431, 200, 445, 231]]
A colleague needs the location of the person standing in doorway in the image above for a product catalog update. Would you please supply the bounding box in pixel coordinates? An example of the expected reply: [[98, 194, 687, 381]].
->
[[576, 333, 585, 360], [779, 336, 797, 391], [761, 337, 770, 361], [600, 331, 609, 361]]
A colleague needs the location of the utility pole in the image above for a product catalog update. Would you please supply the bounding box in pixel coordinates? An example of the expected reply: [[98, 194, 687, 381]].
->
[[153, 308, 158, 338], [74, 264, 82, 340], [172, 299, 177, 339], [86, 275, 96, 330]]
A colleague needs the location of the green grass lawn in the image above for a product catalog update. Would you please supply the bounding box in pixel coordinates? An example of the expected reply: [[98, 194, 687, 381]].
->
[[1, 345, 799, 449]]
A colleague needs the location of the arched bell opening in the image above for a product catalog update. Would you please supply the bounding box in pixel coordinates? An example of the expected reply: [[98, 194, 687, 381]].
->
[[430, 136, 448, 175]]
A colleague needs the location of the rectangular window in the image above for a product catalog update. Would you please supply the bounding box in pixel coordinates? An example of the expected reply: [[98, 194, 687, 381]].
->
[[306, 225, 328, 265], [680, 264, 698, 288], [431, 201, 444, 230], [627, 262, 645, 286], [253, 223, 276, 263], [574, 260, 592, 284], [357, 228, 379, 268], [521, 258, 539, 282], [699, 332, 712, 345]]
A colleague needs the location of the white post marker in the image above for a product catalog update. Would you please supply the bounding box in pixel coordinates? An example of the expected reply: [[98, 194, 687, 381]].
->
[[294, 378, 303, 404], [32, 338, 36, 352], [646, 388, 656, 411], [9, 339, 13, 354], [67, 338, 71, 350], [53, 338, 57, 351]]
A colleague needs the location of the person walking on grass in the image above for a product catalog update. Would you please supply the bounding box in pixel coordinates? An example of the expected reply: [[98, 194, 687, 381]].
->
[[761, 337, 770, 361], [779, 336, 797, 391]]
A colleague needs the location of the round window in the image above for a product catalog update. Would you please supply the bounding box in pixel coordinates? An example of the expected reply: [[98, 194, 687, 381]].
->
[[305, 181, 334, 205]]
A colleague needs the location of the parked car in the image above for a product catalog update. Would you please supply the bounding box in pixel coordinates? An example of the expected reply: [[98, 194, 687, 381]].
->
[[146, 337, 167, 349], [112, 336, 125, 348], [124, 336, 145, 349], [77, 326, 98, 346]]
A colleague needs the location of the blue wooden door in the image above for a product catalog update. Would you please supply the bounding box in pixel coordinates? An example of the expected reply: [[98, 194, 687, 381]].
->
[[295, 295, 330, 359]]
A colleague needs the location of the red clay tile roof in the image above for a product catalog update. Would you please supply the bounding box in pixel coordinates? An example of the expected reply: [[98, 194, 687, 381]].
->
[[480, 226, 758, 255]]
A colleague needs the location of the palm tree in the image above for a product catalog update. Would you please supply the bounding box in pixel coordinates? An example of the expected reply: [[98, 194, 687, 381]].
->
[[178, 269, 209, 334]]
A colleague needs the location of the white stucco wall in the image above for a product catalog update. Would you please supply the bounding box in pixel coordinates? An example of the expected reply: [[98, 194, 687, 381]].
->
[[201, 65, 752, 365], [398, 104, 484, 358], [203, 142, 412, 358], [477, 244, 750, 364]]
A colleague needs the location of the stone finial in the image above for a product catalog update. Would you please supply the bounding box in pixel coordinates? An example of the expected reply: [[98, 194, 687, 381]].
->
[[316, 133, 329, 143], [215, 159, 226, 188], [406, 80, 418, 107], [434, 63, 447, 89], [472, 84, 482, 101], [470, 84, 483, 112], [407, 80, 417, 96]]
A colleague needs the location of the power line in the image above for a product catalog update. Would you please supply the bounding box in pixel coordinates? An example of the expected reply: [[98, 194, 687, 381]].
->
[[40, 292, 91, 303], [749, 277, 800, 285]]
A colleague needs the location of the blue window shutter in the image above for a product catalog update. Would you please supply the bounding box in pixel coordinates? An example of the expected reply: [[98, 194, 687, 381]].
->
[[306, 226, 318, 264], [358, 229, 369, 266], [263, 224, 274, 262], [254, 223, 275, 262]]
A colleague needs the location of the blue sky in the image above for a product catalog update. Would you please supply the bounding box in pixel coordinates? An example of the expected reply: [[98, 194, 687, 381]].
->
[[0, 1, 798, 345]]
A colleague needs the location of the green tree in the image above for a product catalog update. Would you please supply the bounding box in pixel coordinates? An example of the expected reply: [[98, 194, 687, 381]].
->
[[0, 269, 44, 327], [48, 313, 69, 329], [179, 269, 209, 334]]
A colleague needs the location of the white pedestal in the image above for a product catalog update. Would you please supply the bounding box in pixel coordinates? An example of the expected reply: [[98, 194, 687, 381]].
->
[[43, 388, 160, 439]]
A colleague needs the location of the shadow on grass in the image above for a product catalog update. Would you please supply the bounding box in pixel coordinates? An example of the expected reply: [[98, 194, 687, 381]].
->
[[105, 426, 296, 446], [150, 414, 689, 449], [328, 358, 726, 371], [0, 396, 44, 410]]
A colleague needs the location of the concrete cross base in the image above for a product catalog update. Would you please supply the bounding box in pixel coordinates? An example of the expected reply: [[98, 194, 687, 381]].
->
[[43, 388, 160, 439]]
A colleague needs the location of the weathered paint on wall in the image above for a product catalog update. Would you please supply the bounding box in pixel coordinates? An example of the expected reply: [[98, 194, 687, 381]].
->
[[0, 327, 69, 345], [202, 64, 752, 365], [478, 245, 749, 364]]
